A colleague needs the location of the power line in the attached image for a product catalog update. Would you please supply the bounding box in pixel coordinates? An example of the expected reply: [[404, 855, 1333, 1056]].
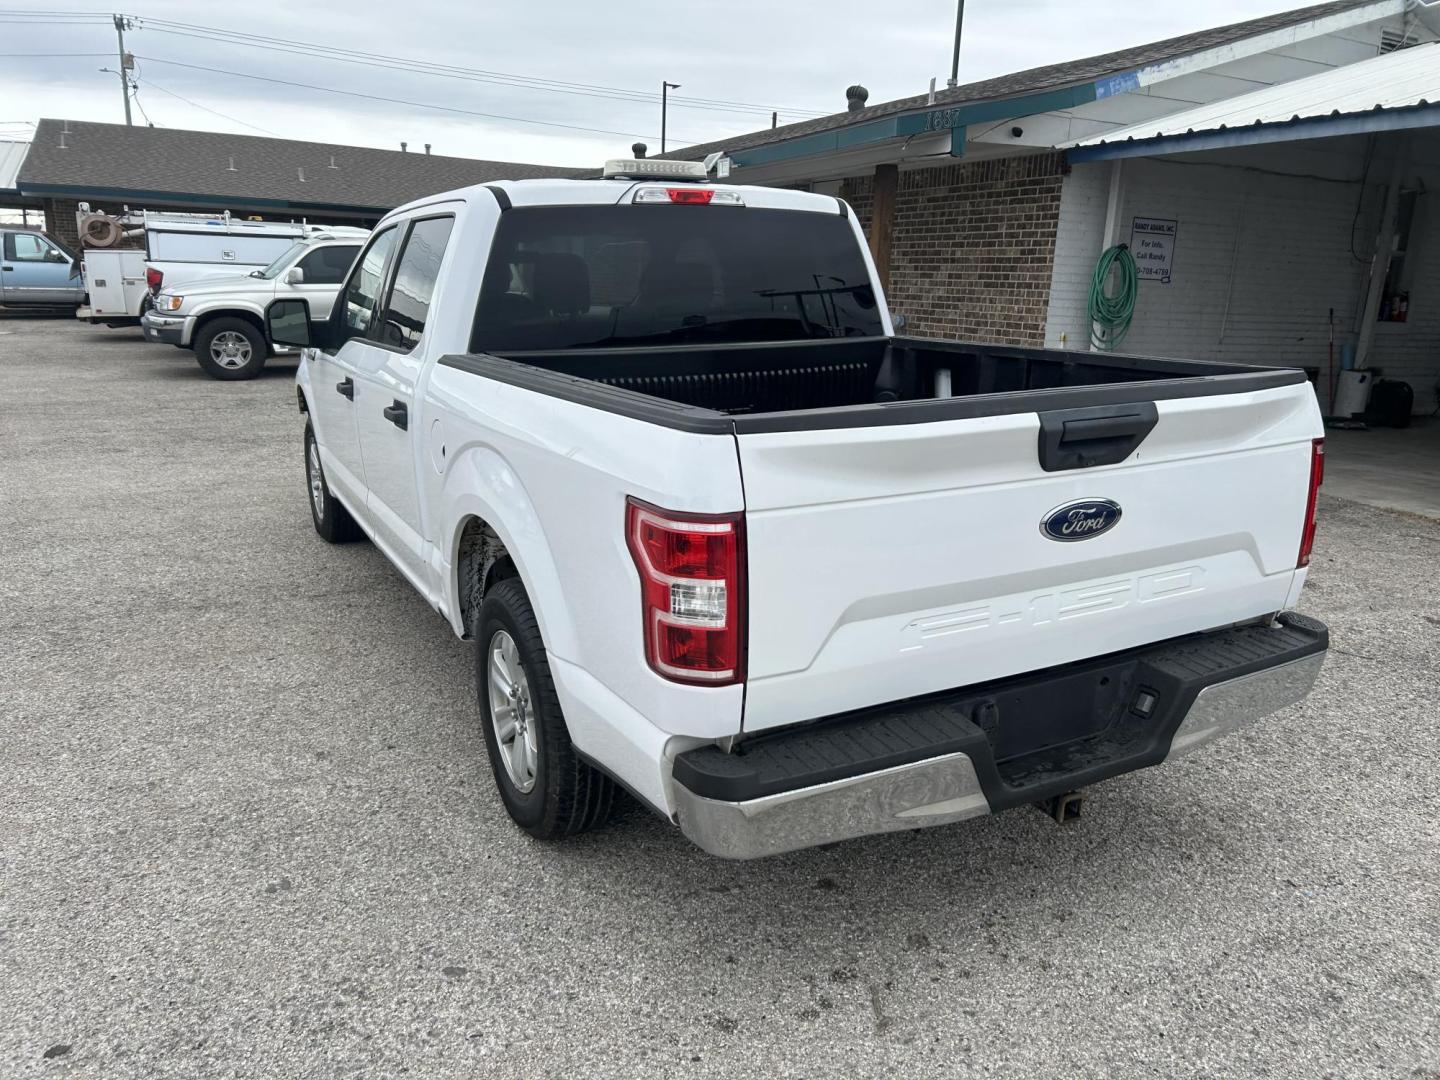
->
[[126, 15, 827, 119], [132, 74, 281, 137], [132, 55, 694, 143]]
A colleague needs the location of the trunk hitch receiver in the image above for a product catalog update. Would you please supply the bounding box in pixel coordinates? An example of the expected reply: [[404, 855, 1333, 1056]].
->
[[1035, 791, 1084, 824]]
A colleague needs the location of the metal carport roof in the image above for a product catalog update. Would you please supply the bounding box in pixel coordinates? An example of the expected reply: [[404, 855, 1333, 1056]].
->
[[1066, 42, 1440, 161]]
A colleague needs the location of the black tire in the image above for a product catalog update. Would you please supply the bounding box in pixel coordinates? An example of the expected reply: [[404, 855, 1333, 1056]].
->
[[304, 423, 360, 543], [476, 577, 614, 840], [195, 316, 267, 380]]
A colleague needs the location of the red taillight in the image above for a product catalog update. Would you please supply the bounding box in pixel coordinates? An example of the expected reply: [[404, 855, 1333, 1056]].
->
[[1297, 438, 1325, 568], [145, 266, 163, 291], [625, 497, 745, 686], [667, 187, 714, 205]]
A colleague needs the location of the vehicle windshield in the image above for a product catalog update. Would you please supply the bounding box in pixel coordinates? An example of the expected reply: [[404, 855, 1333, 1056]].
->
[[254, 241, 308, 279], [471, 205, 883, 352]]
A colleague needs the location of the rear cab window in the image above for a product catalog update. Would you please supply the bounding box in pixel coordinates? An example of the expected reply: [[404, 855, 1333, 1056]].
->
[[471, 206, 881, 353]]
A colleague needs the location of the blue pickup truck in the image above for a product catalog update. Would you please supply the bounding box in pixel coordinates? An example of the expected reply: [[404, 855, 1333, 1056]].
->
[[0, 228, 85, 310]]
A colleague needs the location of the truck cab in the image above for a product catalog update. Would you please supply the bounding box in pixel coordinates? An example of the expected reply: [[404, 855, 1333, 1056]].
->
[[0, 229, 84, 309]]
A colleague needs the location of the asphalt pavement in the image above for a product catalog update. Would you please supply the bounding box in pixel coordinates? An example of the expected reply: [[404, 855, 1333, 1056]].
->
[[2, 315, 1437, 1079]]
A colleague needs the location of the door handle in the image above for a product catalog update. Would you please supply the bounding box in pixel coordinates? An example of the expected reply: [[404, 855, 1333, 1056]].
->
[[383, 400, 408, 431], [1, 266, 13, 271], [335, 377, 354, 400]]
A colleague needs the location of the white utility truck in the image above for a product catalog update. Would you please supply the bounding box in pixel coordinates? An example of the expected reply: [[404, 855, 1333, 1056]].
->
[[73, 205, 365, 324], [268, 158, 1329, 859]]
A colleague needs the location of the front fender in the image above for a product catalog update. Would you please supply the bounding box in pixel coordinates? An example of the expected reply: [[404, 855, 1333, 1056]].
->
[[186, 299, 269, 325], [437, 443, 577, 660]]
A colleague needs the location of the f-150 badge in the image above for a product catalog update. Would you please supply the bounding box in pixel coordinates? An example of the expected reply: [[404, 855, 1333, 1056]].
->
[[1041, 499, 1121, 542]]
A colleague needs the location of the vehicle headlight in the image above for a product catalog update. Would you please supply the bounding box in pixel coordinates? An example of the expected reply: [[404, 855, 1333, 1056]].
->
[[158, 294, 184, 312]]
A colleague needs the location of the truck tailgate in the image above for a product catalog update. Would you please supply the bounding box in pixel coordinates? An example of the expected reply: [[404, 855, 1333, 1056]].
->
[[737, 382, 1318, 732]]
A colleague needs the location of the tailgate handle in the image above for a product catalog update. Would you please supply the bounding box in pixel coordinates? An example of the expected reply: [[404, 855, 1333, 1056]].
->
[[1037, 403, 1158, 472]]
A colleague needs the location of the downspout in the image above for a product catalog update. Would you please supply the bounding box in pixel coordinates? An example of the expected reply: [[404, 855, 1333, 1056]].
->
[[1353, 136, 1409, 371], [1090, 159, 1125, 352]]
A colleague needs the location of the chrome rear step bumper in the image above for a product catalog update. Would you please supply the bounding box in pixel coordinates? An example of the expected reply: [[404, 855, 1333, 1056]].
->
[[674, 615, 1327, 859]]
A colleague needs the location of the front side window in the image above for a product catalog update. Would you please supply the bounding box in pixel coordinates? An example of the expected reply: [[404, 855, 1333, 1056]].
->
[[472, 206, 882, 352], [298, 244, 360, 286], [377, 217, 454, 352], [342, 227, 398, 335], [6, 233, 63, 262]]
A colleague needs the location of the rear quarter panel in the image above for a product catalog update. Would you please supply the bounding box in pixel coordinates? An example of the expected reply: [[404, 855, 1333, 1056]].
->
[[422, 364, 747, 747]]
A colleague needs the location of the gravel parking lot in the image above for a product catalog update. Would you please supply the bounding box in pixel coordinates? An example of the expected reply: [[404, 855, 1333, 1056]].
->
[[2, 316, 1437, 1079]]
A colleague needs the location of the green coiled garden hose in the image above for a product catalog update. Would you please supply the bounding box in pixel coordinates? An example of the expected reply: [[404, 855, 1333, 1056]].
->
[[1088, 244, 1138, 351]]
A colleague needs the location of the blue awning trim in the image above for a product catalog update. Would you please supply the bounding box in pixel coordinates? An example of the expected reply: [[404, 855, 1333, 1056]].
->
[[727, 83, 1095, 169]]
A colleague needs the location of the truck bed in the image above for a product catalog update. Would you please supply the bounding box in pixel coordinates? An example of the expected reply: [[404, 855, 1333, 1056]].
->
[[440, 337, 1307, 434]]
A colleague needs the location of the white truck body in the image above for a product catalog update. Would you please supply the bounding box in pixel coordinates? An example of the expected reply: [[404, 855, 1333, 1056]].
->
[[144, 216, 366, 293], [76, 248, 148, 321], [273, 165, 1329, 859]]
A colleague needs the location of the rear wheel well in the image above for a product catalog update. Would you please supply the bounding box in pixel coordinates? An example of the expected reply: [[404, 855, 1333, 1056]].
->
[[457, 516, 517, 637]]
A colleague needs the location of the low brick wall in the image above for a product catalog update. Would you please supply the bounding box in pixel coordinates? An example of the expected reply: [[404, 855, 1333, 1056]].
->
[[843, 152, 1064, 346]]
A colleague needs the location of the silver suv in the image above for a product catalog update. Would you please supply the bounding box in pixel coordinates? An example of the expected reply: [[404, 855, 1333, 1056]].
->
[[141, 233, 365, 380]]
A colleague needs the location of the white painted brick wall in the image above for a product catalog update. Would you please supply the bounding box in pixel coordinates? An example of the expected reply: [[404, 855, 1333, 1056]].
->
[[1046, 139, 1440, 415], [1044, 162, 1110, 351]]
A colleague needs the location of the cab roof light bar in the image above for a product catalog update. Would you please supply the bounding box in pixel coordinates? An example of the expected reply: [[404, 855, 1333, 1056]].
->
[[603, 158, 709, 181]]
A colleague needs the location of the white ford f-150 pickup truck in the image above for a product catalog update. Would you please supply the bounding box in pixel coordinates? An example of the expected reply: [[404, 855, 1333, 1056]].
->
[[268, 157, 1328, 859]]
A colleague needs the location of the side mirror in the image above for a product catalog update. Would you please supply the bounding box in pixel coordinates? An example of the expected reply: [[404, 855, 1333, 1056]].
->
[[48, 251, 69, 264], [284, 266, 305, 285], [267, 299, 313, 348]]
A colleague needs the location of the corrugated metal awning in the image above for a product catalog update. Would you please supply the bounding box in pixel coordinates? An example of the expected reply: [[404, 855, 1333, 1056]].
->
[[1066, 43, 1440, 160], [0, 140, 31, 192]]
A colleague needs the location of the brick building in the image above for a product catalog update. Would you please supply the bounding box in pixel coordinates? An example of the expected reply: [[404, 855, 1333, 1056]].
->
[[676, 0, 1440, 415]]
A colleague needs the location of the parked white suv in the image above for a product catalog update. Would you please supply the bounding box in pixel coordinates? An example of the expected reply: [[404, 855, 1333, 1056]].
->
[[269, 160, 1329, 859], [142, 234, 364, 379]]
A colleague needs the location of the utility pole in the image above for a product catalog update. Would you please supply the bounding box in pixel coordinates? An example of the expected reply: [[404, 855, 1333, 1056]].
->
[[948, 0, 966, 87], [661, 81, 680, 154], [113, 14, 133, 125]]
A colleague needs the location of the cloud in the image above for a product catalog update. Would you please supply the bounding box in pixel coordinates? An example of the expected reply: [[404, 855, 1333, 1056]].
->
[[1, 0, 1316, 165]]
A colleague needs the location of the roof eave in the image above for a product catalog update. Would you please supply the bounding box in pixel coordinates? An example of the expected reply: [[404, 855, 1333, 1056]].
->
[[1067, 101, 1440, 161], [16, 181, 392, 216]]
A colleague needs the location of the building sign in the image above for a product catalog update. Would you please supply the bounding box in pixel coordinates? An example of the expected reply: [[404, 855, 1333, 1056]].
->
[[1130, 218, 1177, 283], [919, 108, 966, 133]]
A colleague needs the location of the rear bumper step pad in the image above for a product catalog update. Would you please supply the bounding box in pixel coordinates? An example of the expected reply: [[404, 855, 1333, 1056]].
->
[[673, 612, 1327, 858]]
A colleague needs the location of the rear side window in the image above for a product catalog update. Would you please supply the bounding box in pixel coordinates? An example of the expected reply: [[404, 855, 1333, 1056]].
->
[[376, 217, 455, 352], [471, 205, 882, 352], [342, 227, 398, 335], [297, 244, 359, 285]]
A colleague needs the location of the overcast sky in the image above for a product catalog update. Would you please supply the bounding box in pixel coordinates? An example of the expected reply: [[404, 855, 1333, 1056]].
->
[[2, 0, 1316, 166]]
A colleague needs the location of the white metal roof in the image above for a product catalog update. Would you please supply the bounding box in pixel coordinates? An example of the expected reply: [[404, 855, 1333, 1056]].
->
[[1067, 42, 1440, 150], [0, 140, 30, 190]]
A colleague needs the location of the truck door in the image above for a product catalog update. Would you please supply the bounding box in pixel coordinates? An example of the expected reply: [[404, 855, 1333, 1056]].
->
[[1, 231, 79, 304], [350, 214, 456, 590], [312, 227, 399, 514]]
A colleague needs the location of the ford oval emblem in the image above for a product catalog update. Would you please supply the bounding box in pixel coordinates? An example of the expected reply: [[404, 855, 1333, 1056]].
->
[[1041, 498, 1122, 542]]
